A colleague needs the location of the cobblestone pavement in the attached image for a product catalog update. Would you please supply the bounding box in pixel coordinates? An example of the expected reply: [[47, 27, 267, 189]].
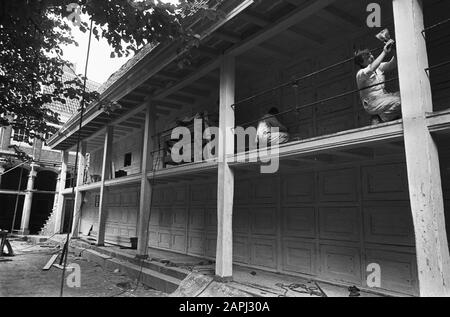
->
[[0, 240, 167, 297]]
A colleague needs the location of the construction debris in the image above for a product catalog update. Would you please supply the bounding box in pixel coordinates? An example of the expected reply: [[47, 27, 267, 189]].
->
[[348, 286, 361, 297], [43, 254, 59, 271], [275, 282, 327, 297]]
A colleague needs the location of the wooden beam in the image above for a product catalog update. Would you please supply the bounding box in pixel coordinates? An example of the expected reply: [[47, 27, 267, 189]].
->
[[427, 109, 450, 135], [137, 103, 156, 256], [240, 10, 324, 46], [0, 190, 26, 195], [112, 131, 128, 139], [179, 87, 211, 98], [214, 30, 242, 43], [286, 27, 326, 46], [192, 45, 221, 59], [216, 55, 235, 280], [71, 142, 87, 239], [84, 104, 147, 144], [231, 120, 405, 165], [121, 98, 141, 105], [154, 59, 220, 101], [227, 0, 337, 57], [97, 126, 113, 246], [240, 11, 269, 27], [127, 117, 146, 125], [152, 99, 183, 110], [155, 71, 180, 81], [114, 126, 134, 133], [131, 90, 150, 98], [256, 43, 292, 59], [156, 107, 171, 116], [165, 94, 195, 104], [54, 151, 68, 234], [147, 160, 218, 180], [316, 6, 362, 30], [118, 122, 142, 129], [393, 0, 450, 297], [194, 77, 219, 89], [141, 82, 164, 90]]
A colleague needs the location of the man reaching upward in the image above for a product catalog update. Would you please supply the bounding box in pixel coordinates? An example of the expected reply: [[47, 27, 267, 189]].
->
[[354, 39, 401, 124]]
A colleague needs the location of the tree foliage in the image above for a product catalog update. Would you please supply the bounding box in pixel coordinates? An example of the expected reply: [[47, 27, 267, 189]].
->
[[0, 0, 221, 143]]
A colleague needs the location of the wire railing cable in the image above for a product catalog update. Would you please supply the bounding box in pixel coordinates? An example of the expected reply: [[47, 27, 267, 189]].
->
[[237, 78, 398, 129], [426, 60, 450, 73], [59, 18, 94, 298], [231, 46, 384, 109], [422, 17, 450, 34]]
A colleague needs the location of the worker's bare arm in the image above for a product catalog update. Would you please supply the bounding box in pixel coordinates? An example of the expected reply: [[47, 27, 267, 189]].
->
[[368, 39, 395, 73]]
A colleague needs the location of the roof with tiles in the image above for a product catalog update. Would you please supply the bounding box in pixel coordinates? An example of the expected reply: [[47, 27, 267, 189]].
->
[[43, 67, 101, 124], [68, 0, 223, 108], [97, 43, 155, 96]]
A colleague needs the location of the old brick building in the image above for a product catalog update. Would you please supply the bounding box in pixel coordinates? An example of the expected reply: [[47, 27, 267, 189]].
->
[[0, 69, 99, 235]]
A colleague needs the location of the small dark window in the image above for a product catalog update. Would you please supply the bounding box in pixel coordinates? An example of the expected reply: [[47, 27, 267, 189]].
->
[[124, 152, 132, 167]]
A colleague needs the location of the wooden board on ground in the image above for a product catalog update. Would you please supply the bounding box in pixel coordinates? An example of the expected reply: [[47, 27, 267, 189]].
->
[[43, 254, 59, 270], [53, 263, 76, 271]]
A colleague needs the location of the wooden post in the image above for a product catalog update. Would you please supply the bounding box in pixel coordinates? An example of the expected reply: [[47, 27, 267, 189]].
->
[[393, 0, 450, 296], [137, 102, 156, 257], [54, 151, 68, 234], [71, 142, 87, 238], [215, 55, 235, 280], [97, 127, 114, 246]]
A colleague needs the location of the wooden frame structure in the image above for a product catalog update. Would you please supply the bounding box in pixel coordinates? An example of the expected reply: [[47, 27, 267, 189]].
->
[[47, 0, 450, 296]]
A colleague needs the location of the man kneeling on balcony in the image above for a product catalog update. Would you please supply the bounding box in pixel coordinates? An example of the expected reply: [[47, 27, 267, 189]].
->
[[256, 107, 290, 147], [355, 39, 401, 124]]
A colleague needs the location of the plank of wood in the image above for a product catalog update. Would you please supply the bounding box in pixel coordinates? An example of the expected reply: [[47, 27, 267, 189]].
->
[[53, 263, 75, 271], [43, 254, 59, 271], [97, 126, 114, 246], [52, 263, 64, 270]]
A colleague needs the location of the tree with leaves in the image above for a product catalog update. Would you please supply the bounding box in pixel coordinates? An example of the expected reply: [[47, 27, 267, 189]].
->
[[0, 0, 221, 143]]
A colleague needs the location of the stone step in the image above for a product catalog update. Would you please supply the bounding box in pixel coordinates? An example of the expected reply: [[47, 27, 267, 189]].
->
[[99, 248, 188, 281], [105, 258, 182, 294], [70, 242, 186, 294], [70, 240, 189, 281], [71, 246, 181, 293]]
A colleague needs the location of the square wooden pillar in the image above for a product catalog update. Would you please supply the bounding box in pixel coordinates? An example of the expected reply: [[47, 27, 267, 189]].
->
[[54, 151, 68, 234], [97, 126, 114, 246], [71, 141, 87, 238], [393, 0, 450, 296], [137, 102, 156, 257], [215, 55, 235, 280]]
